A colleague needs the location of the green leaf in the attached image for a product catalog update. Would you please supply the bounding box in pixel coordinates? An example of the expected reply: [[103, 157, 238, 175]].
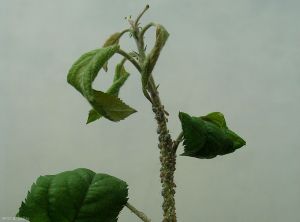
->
[[67, 45, 136, 122], [102, 32, 122, 72], [106, 63, 130, 96], [87, 109, 102, 124], [201, 112, 228, 129], [179, 112, 246, 159], [17, 168, 128, 222], [103, 32, 122, 47], [90, 90, 136, 122], [148, 24, 169, 73], [87, 63, 131, 124], [67, 45, 118, 100], [179, 112, 207, 156], [142, 24, 169, 91]]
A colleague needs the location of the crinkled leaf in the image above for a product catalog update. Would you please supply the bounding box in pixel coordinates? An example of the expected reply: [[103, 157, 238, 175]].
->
[[142, 24, 169, 91], [148, 24, 169, 73], [201, 112, 228, 129], [87, 63, 131, 124], [179, 112, 246, 159], [67, 45, 136, 122], [17, 168, 128, 222], [67, 45, 118, 100], [102, 32, 122, 72]]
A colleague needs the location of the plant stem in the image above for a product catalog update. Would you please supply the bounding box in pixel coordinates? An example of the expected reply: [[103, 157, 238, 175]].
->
[[127, 6, 177, 221], [135, 5, 150, 27], [148, 76, 177, 222], [117, 49, 141, 72], [126, 202, 151, 222]]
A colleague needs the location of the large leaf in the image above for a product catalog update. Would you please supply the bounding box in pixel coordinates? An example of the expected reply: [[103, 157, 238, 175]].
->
[[17, 168, 128, 222], [87, 63, 130, 124], [179, 112, 246, 159], [67, 45, 136, 122]]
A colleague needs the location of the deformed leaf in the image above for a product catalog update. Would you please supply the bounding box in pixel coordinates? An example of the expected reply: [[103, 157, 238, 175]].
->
[[67, 45, 119, 100], [87, 63, 131, 124], [17, 168, 128, 222], [103, 32, 122, 47], [142, 24, 169, 91], [148, 24, 169, 73], [179, 112, 246, 159], [102, 32, 122, 72], [225, 129, 247, 150], [179, 112, 207, 156], [106, 63, 130, 96], [201, 112, 228, 129], [67, 45, 136, 122]]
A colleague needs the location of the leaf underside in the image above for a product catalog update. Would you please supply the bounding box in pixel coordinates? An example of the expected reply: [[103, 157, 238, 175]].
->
[[17, 168, 128, 222], [179, 112, 246, 159]]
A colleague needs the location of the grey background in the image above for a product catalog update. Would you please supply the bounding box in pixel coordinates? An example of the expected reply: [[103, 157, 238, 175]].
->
[[1, 0, 300, 221]]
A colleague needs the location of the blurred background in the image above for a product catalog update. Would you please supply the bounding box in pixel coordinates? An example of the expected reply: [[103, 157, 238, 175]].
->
[[1, 0, 300, 221]]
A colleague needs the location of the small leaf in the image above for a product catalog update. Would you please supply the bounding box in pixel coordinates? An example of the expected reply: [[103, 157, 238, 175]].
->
[[87, 63, 131, 124], [102, 32, 122, 72], [68, 45, 136, 122], [142, 24, 169, 91], [179, 112, 246, 159], [17, 168, 128, 222]]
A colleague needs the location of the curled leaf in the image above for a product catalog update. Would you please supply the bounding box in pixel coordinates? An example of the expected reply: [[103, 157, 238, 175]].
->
[[102, 32, 123, 72], [87, 63, 131, 124], [201, 112, 228, 129], [107, 63, 130, 96], [103, 32, 122, 47], [67, 45, 136, 122], [179, 112, 246, 159], [142, 24, 169, 92]]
